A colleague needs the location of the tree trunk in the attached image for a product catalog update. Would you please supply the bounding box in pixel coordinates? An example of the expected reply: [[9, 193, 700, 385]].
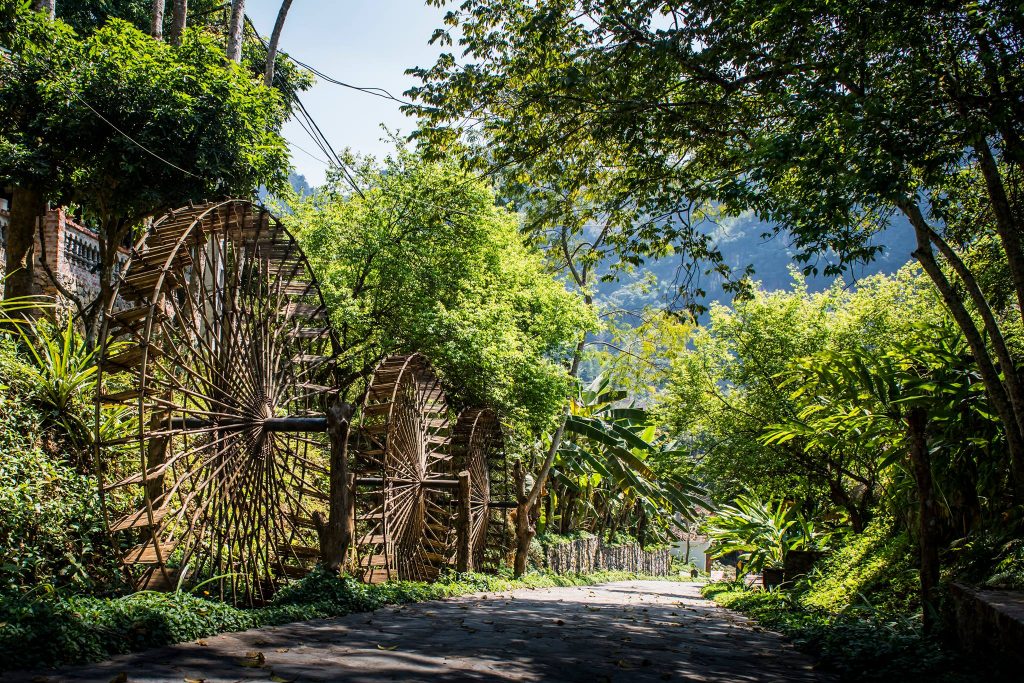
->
[[513, 499, 533, 576], [226, 0, 246, 63], [900, 199, 1024, 498], [926, 226, 1024, 440], [169, 0, 187, 45], [3, 186, 45, 313], [512, 335, 586, 576], [320, 400, 354, 571], [92, 216, 132, 348], [151, 0, 165, 39], [31, 0, 54, 20], [263, 0, 294, 87], [906, 406, 940, 635], [974, 138, 1024, 329]]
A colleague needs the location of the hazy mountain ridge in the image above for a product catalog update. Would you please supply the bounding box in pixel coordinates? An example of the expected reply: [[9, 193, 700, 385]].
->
[[595, 212, 917, 314]]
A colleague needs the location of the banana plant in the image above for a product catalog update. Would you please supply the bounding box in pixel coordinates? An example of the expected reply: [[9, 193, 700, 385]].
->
[[554, 373, 705, 543]]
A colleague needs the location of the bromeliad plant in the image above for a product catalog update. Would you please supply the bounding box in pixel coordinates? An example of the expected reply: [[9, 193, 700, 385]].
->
[[703, 491, 825, 574], [12, 318, 134, 455]]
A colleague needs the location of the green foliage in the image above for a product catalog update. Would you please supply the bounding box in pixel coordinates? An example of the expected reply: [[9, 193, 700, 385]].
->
[[800, 517, 918, 617], [1, 10, 290, 233], [285, 149, 592, 435], [703, 491, 826, 573], [0, 568, 675, 671], [16, 319, 102, 449], [0, 336, 122, 594], [553, 373, 704, 543], [701, 584, 951, 682], [697, 518, 972, 681], [947, 529, 1024, 591], [658, 267, 942, 520]]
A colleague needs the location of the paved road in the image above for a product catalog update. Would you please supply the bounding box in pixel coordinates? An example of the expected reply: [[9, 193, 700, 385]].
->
[[13, 581, 832, 682]]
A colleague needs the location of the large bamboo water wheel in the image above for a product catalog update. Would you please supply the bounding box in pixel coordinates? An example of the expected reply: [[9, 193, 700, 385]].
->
[[95, 201, 517, 602], [350, 354, 458, 583], [451, 408, 514, 572], [95, 200, 340, 604]]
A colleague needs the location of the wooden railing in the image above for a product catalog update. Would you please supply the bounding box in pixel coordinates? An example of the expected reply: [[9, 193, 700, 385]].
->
[[542, 536, 671, 575]]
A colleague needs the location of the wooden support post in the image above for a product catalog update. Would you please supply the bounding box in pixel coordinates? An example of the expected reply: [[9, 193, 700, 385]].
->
[[345, 469, 355, 571], [457, 469, 472, 573], [320, 399, 354, 571]]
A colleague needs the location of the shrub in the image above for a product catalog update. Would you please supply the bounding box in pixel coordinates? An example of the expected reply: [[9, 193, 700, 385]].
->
[[0, 336, 123, 594], [800, 516, 918, 617]]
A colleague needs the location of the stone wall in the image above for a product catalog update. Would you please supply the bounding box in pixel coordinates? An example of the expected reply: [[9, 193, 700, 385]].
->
[[949, 582, 1024, 669], [542, 536, 671, 576]]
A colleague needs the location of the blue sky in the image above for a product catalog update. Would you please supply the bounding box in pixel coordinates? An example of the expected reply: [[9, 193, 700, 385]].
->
[[247, 1, 450, 185]]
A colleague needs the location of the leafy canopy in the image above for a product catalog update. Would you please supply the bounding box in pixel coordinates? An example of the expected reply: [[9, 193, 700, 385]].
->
[[284, 150, 593, 434], [0, 9, 290, 223]]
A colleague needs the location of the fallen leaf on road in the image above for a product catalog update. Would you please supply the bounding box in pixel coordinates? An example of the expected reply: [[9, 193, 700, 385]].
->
[[270, 676, 294, 683], [196, 639, 207, 646], [236, 651, 266, 668], [376, 644, 398, 651], [184, 678, 205, 683]]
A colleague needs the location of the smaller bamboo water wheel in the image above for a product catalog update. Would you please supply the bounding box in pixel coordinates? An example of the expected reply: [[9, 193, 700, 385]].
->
[[350, 354, 458, 583], [451, 408, 514, 572]]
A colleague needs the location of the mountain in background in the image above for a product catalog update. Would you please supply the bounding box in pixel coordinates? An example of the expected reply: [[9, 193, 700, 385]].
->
[[289, 171, 313, 197], [595, 212, 917, 316]]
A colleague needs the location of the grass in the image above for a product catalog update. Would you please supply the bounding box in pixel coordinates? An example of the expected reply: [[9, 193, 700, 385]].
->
[[1, 568, 678, 672]]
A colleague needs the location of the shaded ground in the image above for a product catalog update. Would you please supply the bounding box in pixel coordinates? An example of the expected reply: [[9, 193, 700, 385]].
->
[[12, 581, 832, 682]]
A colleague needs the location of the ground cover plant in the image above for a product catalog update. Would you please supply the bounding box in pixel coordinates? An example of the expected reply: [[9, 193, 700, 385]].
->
[[0, 568, 677, 672], [701, 517, 1007, 682]]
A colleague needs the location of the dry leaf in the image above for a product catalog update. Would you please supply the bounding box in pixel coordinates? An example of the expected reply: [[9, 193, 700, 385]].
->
[[236, 651, 266, 668], [184, 678, 205, 683], [376, 644, 398, 651], [195, 639, 208, 646], [270, 676, 294, 683]]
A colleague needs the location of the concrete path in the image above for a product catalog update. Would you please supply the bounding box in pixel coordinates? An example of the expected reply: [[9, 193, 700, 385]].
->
[[12, 581, 832, 682]]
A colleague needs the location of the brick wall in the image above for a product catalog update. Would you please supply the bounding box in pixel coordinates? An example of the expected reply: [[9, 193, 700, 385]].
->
[[0, 207, 129, 308]]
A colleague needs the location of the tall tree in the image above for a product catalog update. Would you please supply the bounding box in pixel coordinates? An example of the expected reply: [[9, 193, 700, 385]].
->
[[285, 149, 589, 428], [1, 14, 290, 341], [225, 0, 244, 62], [2, 0, 61, 311], [263, 0, 293, 87], [409, 0, 1024, 497]]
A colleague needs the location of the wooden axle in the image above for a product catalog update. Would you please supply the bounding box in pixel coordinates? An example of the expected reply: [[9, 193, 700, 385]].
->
[[168, 416, 328, 432], [354, 476, 461, 488]]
